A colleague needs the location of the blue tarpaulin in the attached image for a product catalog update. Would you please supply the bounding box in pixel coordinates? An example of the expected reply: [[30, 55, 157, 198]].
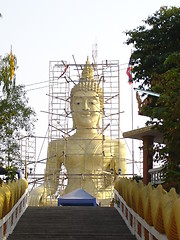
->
[[58, 188, 97, 206]]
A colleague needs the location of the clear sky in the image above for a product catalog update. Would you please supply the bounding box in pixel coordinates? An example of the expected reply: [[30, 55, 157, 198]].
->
[[0, 0, 179, 175]]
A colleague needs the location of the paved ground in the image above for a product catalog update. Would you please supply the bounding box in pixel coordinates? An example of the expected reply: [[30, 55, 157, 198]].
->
[[8, 206, 136, 240]]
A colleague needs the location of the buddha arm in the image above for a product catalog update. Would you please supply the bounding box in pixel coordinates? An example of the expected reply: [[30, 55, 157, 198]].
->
[[45, 140, 64, 196], [116, 140, 126, 174], [29, 140, 64, 206]]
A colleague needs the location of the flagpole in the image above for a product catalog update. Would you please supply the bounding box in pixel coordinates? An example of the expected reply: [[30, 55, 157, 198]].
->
[[126, 52, 135, 177], [130, 49, 135, 177], [131, 83, 134, 177]]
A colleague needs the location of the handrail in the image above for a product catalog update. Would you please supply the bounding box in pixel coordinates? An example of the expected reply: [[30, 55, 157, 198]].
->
[[114, 189, 167, 240], [114, 177, 180, 240], [0, 189, 28, 240]]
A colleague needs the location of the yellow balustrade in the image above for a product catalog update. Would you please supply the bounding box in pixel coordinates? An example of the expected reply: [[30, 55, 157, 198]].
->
[[162, 188, 179, 239], [115, 178, 180, 240], [1, 183, 11, 217], [174, 198, 180, 240], [142, 183, 153, 225], [0, 179, 28, 219], [0, 187, 6, 219]]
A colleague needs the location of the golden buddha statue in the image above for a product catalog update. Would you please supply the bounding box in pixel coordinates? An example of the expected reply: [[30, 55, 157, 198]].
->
[[29, 58, 126, 206]]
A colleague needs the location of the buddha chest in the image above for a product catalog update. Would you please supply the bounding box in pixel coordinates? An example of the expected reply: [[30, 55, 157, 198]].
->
[[62, 138, 115, 174]]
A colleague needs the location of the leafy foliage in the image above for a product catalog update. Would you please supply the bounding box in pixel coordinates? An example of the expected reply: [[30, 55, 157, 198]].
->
[[125, 6, 180, 87], [0, 53, 36, 168], [125, 6, 180, 192], [4, 166, 18, 181]]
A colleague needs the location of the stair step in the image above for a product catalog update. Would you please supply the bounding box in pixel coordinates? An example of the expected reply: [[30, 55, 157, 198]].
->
[[8, 207, 136, 240]]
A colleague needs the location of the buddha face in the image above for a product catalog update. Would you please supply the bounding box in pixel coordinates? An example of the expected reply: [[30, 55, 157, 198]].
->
[[71, 90, 101, 129]]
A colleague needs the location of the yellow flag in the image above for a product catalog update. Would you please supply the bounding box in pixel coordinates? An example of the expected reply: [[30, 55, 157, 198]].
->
[[10, 50, 14, 80]]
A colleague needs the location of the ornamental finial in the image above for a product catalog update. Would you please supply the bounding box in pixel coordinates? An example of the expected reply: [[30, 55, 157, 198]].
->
[[80, 57, 95, 82]]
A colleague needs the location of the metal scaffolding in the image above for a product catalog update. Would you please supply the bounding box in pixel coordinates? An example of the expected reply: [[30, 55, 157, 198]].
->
[[47, 59, 120, 205], [20, 136, 36, 189]]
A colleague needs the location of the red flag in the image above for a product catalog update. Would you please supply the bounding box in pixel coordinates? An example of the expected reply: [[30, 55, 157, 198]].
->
[[126, 59, 132, 85]]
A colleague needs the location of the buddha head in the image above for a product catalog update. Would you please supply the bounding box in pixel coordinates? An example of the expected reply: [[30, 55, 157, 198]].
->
[[70, 58, 103, 130]]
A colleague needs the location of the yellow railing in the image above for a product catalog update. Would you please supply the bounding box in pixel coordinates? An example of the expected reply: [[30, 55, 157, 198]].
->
[[114, 178, 180, 240], [0, 179, 28, 239], [0, 179, 28, 219]]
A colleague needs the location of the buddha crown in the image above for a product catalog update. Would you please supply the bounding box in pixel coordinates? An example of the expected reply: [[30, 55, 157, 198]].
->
[[71, 57, 103, 102], [80, 57, 95, 82]]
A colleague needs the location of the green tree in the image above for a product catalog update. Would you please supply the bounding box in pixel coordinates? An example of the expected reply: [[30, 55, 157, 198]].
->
[[125, 6, 180, 192], [0, 53, 36, 170]]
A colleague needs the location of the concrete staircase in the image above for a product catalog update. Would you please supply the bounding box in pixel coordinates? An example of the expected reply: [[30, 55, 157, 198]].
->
[[8, 206, 136, 240]]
